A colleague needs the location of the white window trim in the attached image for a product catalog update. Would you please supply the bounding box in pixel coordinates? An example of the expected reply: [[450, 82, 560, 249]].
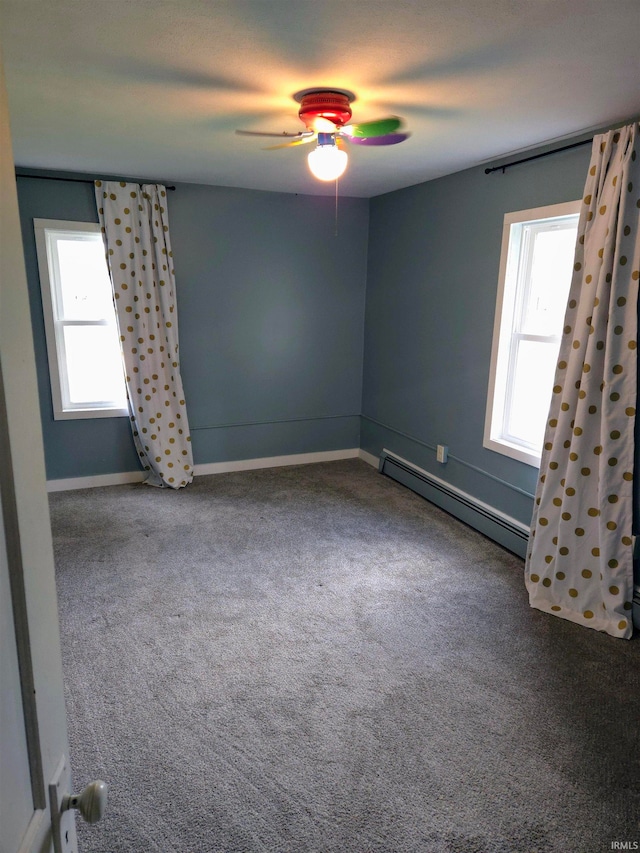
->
[[484, 200, 581, 468], [34, 218, 128, 420]]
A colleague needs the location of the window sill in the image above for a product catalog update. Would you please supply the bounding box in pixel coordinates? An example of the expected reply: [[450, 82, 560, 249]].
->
[[53, 407, 129, 421], [483, 436, 541, 468]]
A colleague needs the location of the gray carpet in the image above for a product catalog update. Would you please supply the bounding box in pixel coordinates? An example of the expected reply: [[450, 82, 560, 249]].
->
[[50, 459, 640, 853]]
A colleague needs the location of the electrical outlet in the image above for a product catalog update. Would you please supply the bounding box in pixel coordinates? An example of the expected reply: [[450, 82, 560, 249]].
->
[[436, 444, 448, 464]]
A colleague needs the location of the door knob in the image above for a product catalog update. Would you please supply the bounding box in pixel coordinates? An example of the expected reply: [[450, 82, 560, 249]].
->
[[62, 779, 108, 824], [50, 758, 108, 853]]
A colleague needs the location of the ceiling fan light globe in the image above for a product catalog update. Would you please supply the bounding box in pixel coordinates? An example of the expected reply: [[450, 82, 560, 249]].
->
[[307, 146, 348, 181]]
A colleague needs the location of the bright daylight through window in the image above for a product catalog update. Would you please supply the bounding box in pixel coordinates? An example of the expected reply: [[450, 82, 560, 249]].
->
[[484, 201, 581, 467], [34, 219, 128, 419]]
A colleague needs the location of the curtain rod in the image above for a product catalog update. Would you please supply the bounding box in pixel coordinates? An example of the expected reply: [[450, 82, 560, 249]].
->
[[16, 172, 176, 190], [484, 137, 592, 175]]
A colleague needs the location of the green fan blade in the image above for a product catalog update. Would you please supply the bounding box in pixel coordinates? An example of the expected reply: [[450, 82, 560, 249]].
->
[[345, 116, 403, 138]]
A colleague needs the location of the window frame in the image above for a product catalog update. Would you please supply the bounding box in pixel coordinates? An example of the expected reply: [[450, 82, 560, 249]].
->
[[484, 200, 581, 468], [34, 218, 129, 420]]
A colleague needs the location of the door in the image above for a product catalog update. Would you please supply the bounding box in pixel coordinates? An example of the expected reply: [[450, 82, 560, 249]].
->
[[0, 46, 78, 853]]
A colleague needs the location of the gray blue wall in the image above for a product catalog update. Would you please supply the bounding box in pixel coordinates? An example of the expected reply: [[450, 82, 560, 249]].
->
[[361, 145, 593, 527], [17, 174, 369, 480], [16, 138, 597, 530]]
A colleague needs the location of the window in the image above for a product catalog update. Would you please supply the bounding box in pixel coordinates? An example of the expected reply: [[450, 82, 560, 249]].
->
[[34, 219, 128, 419], [484, 201, 580, 467]]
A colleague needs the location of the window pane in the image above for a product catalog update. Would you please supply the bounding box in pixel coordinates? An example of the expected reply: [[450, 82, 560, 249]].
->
[[485, 201, 580, 465], [57, 237, 114, 321], [63, 325, 127, 407], [520, 223, 577, 337], [506, 339, 560, 449]]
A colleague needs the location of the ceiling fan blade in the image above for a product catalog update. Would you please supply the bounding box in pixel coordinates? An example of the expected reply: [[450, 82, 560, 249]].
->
[[345, 133, 410, 146], [235, 129, 313, 139], [263, 134, 318, 150], [342, 117, 403, 138]]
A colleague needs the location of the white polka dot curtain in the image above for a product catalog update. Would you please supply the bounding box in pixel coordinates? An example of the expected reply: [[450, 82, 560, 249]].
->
[[525, 124, 640, 638], [95, 181, 194, 489]]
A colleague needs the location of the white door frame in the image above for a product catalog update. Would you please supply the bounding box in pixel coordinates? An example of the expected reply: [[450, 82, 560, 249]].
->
[[0, 42, 78, 853]]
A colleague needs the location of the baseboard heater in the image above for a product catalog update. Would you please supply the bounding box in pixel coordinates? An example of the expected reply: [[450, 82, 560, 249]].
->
[[379, 449, 530, 559]]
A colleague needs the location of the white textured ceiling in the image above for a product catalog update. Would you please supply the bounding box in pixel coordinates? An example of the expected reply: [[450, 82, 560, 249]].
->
[[1, 0, 639, 197]]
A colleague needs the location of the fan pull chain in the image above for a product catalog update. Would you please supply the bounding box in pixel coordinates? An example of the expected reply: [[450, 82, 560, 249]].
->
[[334, 177, 339, 237]]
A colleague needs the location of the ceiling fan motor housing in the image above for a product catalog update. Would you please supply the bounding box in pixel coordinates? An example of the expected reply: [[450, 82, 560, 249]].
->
[[298, 91, 353, 129]]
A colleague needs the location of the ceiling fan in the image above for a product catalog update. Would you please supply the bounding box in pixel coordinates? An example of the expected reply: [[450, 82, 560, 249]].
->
[[236, 88, 409, 181]]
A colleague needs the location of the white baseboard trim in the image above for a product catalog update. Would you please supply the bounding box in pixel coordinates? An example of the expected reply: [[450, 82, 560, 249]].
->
[[46, 470, 146, 492], [193, 448, 360, 477], [358, 448, 379, 468], [46, 448, 362, 492]]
